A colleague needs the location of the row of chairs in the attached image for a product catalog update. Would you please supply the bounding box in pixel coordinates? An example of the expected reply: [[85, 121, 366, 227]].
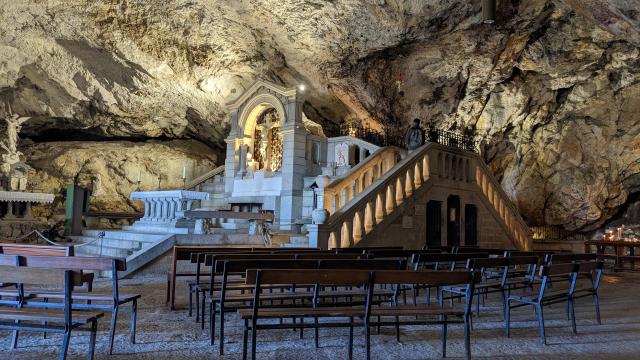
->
[[171, 245, 604, 359], [0, 243, 139, 359]]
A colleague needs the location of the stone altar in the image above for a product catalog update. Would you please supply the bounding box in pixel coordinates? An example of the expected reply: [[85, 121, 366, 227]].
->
[[127, 190, 209, 234]]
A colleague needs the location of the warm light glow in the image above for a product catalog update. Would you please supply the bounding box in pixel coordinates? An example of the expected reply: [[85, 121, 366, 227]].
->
[[298, 84, 306, 92]]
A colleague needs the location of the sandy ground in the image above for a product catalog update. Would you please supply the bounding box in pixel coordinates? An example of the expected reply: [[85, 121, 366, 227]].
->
[[1, 272, 640, 360]]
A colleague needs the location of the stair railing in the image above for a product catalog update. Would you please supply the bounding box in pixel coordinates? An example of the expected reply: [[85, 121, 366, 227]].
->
[[473, 158, 532, 250], [320, 146, 407, 214], [184, 165, 225, 191], [309, 144, 432, 249]]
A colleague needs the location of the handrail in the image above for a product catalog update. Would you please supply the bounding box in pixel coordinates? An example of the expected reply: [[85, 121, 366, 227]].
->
[[325, 144, 429, 227], [323, 146, 406, 213], [185, 165, 225, 190]]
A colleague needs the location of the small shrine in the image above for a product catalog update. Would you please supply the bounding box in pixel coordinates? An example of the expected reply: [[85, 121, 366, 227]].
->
[[221, 79, 379, 230]]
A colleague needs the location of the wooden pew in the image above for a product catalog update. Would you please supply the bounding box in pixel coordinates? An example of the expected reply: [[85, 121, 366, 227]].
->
[[369, 270, 477, 360], [0, 254, 140, 354], [209, 257, 406, 355], [240, 269, 372, 360], [0, 265, 103, 360], [168, 246, 321, 310], [0, 242, 73, 256]]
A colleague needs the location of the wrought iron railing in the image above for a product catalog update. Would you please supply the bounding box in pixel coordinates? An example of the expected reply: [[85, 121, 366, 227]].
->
[[340, 121, 478, 153], [426, 128, 477, 152]]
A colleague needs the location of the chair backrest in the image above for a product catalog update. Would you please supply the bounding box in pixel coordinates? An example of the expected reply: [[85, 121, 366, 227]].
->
[[576, 260, 603, 274], [334, 246, 403, 253], [318, 259, 406, 270], [219, 259, 318, 274], [0, 243, 72, 256], [295, 253, 365, 260], [468, 257, 508, 270], [539, 263, 577, 277], [507, 256, 540, 267], [19, 255, 126, 272], [572, 253, 597, 262], [548, 253, 596, 264], [0, 265, 83, 288], [246, 269, 372, 287], [205, 253, 297, 266], [373, 270, 475, 287], [365, 249, 440, 258]]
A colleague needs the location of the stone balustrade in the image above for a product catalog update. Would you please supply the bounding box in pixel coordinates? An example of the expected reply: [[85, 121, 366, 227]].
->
[[0, 191, 55, 220], [316, 146, 406, 215], [308, 143, 532, 251], [130, 190, 209, 224]]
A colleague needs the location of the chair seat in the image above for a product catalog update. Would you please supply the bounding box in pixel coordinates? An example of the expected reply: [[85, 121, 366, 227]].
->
[[0, 308, 104, 324]]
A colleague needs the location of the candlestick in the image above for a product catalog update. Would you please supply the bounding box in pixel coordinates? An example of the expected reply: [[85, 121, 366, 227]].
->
[[182, 166, 186, 180]]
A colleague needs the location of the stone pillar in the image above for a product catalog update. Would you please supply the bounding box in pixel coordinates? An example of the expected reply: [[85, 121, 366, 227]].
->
[[5, 201, 15, 219], [24, 202, 32, 219], [224, 135, 239, 195], [143, 199, 150, 220], [278, 97, 306, 230], [307, 224, 332, 249]]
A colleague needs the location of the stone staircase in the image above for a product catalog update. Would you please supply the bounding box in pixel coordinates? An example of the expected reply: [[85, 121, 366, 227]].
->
[[71, 229, 174, 276], [308, 142, 533, 251]]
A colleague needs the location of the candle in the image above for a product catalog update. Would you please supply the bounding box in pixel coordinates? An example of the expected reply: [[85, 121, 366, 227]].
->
[[182, 166, 186, 179]]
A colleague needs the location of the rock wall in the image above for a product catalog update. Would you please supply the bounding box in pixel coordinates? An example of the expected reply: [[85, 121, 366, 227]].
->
[[24, 140, 216, 225], [1, 0, 640, 233]]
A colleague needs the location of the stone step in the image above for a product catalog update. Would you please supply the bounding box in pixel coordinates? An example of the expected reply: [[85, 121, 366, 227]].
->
[[122, 224, 189, 234], [288, 235, 309, 245], [71, 236, 145, 251], [280, 242, 310, 248], [74, 243, 134, 258], [81, 229, 166, 242]]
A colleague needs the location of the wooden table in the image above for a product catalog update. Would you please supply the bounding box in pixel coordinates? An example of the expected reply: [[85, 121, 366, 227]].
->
[[584, 239, 640, 271]]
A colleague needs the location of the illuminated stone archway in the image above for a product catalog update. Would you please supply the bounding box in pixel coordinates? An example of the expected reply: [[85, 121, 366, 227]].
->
[[223, 79, 306, 229]]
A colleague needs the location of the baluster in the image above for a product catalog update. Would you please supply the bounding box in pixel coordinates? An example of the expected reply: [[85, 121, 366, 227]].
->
[[364, 201, 375, 234], [385, 184, 395, 215], [341, 221, 352, 248], [414, 162, 422, 187], [353, 211, 363, 243], [405, 168, 414, 197], [422, 155, 430, 181], [395, 177, 404, 205], [475, 165, 482, 186], [328, 231, 338, 249], [375, 193, 385, 223]]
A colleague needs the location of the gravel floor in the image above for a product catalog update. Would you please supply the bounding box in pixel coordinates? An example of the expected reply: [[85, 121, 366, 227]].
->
[[1, 272, 639, 359]]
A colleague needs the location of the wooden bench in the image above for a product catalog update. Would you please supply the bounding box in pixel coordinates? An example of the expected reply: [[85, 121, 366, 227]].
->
[[369, 270, 477, 360], [0, 254, 140, 354], [208, 257, 406, 355], [0, 242, 74, 256], [240, 269, 372, 360], [0, 264, 103, 359], [168, 246, 322, 310], [505, 261, 603, 344]]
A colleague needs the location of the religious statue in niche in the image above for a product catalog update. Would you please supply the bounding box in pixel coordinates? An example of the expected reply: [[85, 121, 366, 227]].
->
[[252, 108, 283, 172], [335, 143, 349, 167]]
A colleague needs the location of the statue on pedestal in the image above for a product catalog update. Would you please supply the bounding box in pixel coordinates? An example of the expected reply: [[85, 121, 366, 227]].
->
[[1, 105, 31, 189]]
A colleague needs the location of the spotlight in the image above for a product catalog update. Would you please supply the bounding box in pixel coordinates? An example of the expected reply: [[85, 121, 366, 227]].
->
[[298, 84, 306, 92]]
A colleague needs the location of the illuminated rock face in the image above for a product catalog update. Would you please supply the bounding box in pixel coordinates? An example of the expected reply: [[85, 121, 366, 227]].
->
[[1, 0, 640, 231]]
